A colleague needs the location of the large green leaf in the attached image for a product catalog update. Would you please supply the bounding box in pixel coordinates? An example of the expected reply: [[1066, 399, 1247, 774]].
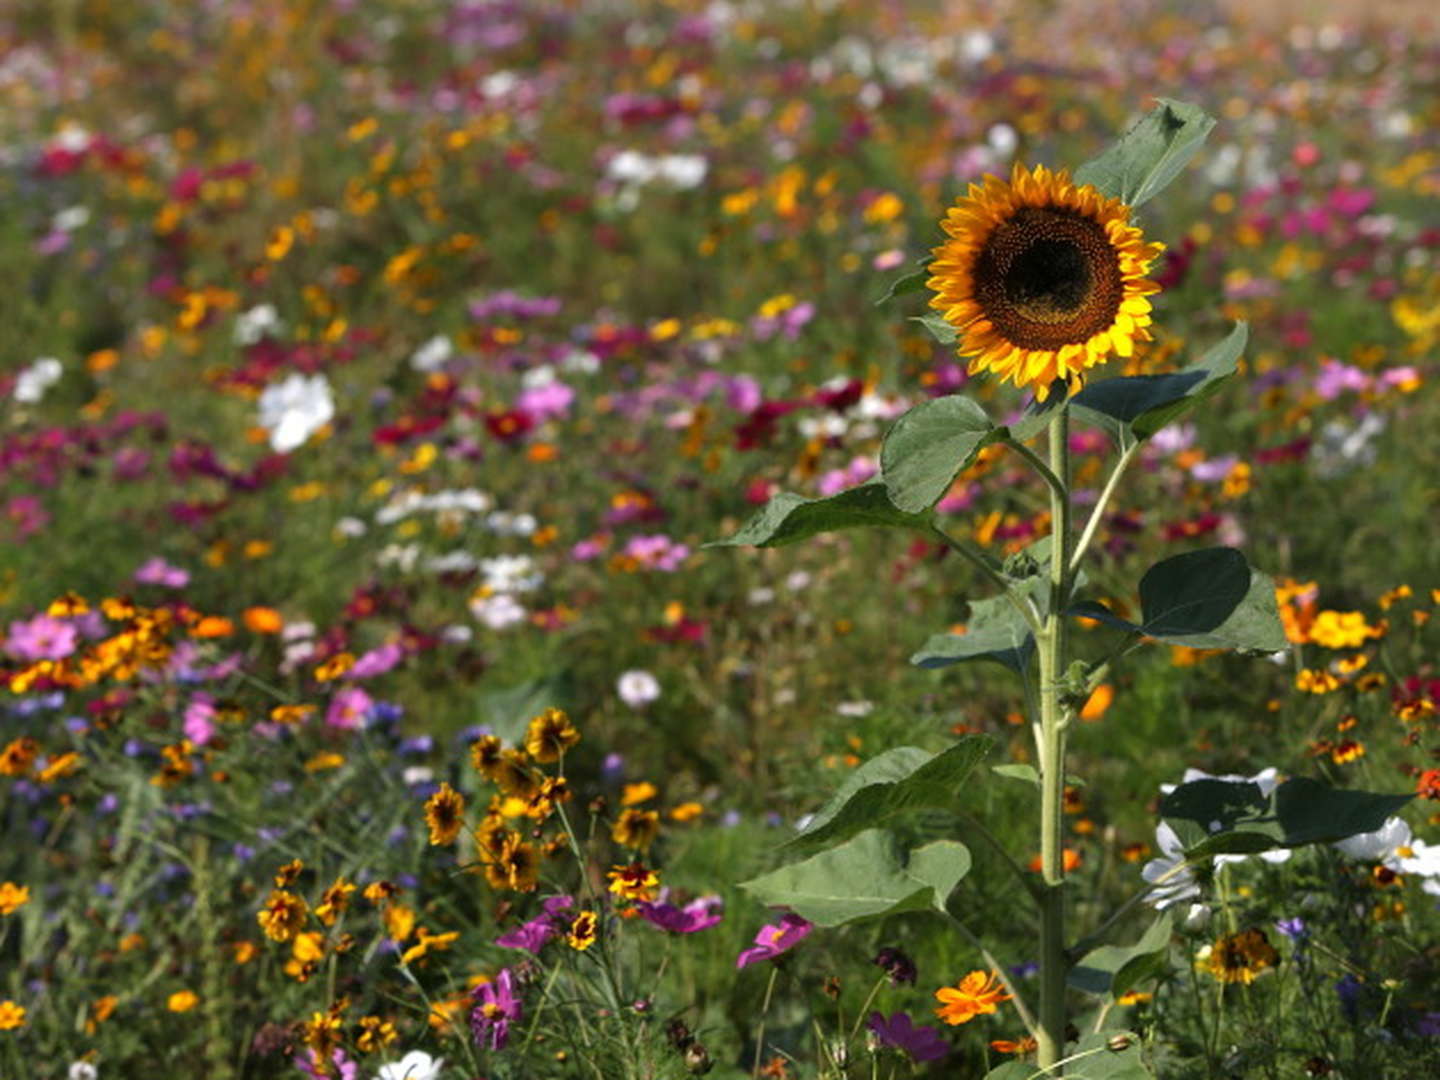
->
[[881, 395, 998, 513], [912, 593, 1035, 674], [1161, 777, 1412, 858], [740, 830, 970, 927], [1070, 912, 1173, 998], [1074, 99, 1216, 208], [874, 256, 933, 306], [1069, 548, 1286, 653], [708, 483, 931, 548], [1072, 323, 1247, 443], [1065, 1032, 1154, 1080], [911, 313, 959, 345], [786, 737, 994, 854]]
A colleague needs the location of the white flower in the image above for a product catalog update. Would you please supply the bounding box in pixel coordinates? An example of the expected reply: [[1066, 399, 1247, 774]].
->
[[480, 554, 541, 593], [53, 205, 90, 232], [1141, 822, 1202, 910], [257, 373, 334, 453], [233, 303, 280, 345], [655, 154, 707, 189], [836, 700, 874, 718], [377, 1049, 444, 1080], [1334, 816, 1412, 869], [471, 593, 527, 630], [402, 767, 434, 788], [68, 1064, 99, 1080], [617, 670, 660, 708], [14, 357, 62, 403], [410, 335, 453, 372]]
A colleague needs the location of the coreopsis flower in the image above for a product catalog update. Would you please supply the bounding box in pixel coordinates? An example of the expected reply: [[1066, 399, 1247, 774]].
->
[[736, 913, 813, 969], [484, 836, 540, 893], [0, 1000, 25, 1030], [566, 910, 598, 951], [424, 783, 466, 845], [1205, 928, 1279, 984], [607, 863, 660, 902], [166, 990, 199, 1012], [867, 1011, 950, 1062], [257, 889, 308, 942], [1309, 610, 1384, 649], [0, 882, 30, 916], [471, 968, 522, 1050], [933, 970, 1012, 1025], [0, 737, 40, 777], [611, 808, 660, 851], [315, 877, 356, 926], [928, 163, 1164, 401], [523, 707, 580, 762]]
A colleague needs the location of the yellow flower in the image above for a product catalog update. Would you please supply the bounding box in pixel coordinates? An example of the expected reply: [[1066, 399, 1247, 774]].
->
[[934, 970, 1013, 1025], [523, 707, 581, 763], [621, 781, 658, 806], [167, 990, 199, 1013], [315, 877, 357, 926], [0, 1000, 25, 1030], [1204, 929, 1278, 984], [606, 863, 660, 902], [257, 890, 308, 942], [400, 926, 460, 966], [383, 903, 417, 944], [1309, 610, 1384, 650], [611, 808, 660, 852], [566, 910, 598, 951], [424, 782, 466, 845], [928, 163, 1164, 401], [0, 882, 30, 916]]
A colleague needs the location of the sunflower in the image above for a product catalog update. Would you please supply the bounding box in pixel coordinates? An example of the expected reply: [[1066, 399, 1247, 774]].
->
[[928, 163, 1165, 401]]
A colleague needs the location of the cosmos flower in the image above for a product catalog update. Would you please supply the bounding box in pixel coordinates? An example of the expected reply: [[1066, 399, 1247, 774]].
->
[[636, 895, 723, 934], [933, 970, 1012, 1025], [736, 913, 813, 969], [376, 1050, 444, 1080], [927, 163, 1164, 401], [257, 374, 334, 454], [867, 1011, 950, 1062], [13, 358, 63, 404], [617, 670, 661, 708], [470, 968, 522, 1050]]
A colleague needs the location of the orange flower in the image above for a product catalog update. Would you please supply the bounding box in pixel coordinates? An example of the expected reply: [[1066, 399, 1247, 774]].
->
[[242, 606, 284, 634], [934, 970, 1012, 1025], [1079, 683, 1114, 722]]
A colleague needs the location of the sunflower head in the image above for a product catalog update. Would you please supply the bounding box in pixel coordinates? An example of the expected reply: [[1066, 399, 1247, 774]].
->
[[928, 163, 1165, 401]]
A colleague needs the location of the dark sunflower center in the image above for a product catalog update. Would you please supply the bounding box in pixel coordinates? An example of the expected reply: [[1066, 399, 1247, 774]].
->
[[974, 207, 1124, 350]]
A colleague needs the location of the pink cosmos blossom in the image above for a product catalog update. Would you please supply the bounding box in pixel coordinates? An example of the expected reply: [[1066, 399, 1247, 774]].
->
[[637, 895, 723, 934], [736, 913, 813, 969], [326, 687, 373, 731], [471, 967, 523, 1050], [5, 614, 78, 661], [623, 534, 690, 572], [134, 557, 190, 588], [349, 643, 404, 680], [183, 694, 219, 747]]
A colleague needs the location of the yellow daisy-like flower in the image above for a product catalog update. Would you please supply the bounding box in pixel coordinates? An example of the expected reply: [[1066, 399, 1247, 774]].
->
[[928, 163, 1165, 401]]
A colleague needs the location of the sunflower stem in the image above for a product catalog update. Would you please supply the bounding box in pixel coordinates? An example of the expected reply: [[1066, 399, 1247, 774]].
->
[[1036, 406, 1073, 1073]]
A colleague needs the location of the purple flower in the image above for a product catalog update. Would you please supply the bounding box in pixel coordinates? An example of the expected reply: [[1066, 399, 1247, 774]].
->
[[1275, 917, 1307, 942], [183, 694, 218, 746], [496, 914, 559, 953], [873, 946, 917, 985], [867, 1011, 950, 1062], [735, 913, 812, 969], [349, 642, 404, 679], [637, 896, 723, 934], [5, 614, 78, 661], [471, 967, 523, 1050]]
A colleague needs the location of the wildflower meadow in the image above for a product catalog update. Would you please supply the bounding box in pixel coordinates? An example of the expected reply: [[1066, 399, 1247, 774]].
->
[[3, 1, 1439, 1078]]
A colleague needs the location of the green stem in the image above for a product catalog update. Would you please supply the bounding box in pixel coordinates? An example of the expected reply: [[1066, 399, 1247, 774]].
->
[[929, 524, 1042, 632], [1068, 436, 1140, 574], [751, 965, 780, 1078], [1036, 407, 1073, 1073]]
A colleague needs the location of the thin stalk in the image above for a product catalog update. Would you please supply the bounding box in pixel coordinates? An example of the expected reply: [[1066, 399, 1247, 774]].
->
[[751, 965, 780, 1078], [1068, 436, 1140, 574], [929, 524, 1042, 631], [957, 812, 1044, 904], [846, 974, 890, 1043], [1035, 407, 1073, 1073]]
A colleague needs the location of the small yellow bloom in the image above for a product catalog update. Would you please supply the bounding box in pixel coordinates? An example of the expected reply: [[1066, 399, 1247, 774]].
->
[[0, 1000, 25, 1030], [424, 783, 466, 845], [0, 882, 30, 916], [167, 990, 199, 1013], [621, 781, 658, 806]]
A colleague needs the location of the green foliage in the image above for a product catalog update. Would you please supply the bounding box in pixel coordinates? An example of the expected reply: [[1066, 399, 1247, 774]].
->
[[710, 483, 931, 547], [785, 736, 994, 854], [911, 593, 1035, 674], [1071, 322, 1248, 443], [740, 829, 971, 927], [881, 394, 1000, 513], [1160, 777, 1412, 857], [873, 256, 933, 305], [1069, 912, 1173, 999], [1074, 99, 1217, 208]]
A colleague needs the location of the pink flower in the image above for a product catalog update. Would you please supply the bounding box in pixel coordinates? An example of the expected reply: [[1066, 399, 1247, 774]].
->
[[349, 643, 404, 679], [736, 913, 813, 969], [638, 895, 723, 934], [326, 687, 373, 730], [134, 557, 190, 588], [183, 694, 219, 746], [5, 614, 78, 661]]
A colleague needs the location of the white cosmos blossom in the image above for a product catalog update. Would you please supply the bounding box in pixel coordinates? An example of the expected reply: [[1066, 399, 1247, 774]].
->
[[470, 592, 527, 630], [1334, 816, 1412, 869], [617, 670, 661, 708], [68, 1064, 99, 1080], [377, 1049, 444, 1080], [410, 335, 453, 372], [480, 554, 542, 593], [1141, 822, 1203, 911], [233, 303, 280, 345], [14, 357, 62, 403], [257, 373, 334, 453]]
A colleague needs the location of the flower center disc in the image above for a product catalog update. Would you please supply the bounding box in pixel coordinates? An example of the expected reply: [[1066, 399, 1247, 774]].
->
[[973, 207, 1124, 349]]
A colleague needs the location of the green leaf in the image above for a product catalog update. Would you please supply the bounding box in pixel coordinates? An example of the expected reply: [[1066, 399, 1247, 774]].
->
[[1066, 1031, 1153, 1080], [480, 675, 571, 745], [911, 313, 959, 345], [708, 483, 931, 548], [992, 763, 1040, 785], [740, 830, 971, 927], [1160, 777, 1413, 858], [875, 256, 932, 306], [1073, 548, 1286, 653], [912, 593, 1035, 674], [983, 1064, 1036, 1080], [1074, 99, 1216, 208], [1070, 912, 1173, 998], [881, 395, 998, 513], [1072, 323, 1247, 443], [786, 737, 994, 854]]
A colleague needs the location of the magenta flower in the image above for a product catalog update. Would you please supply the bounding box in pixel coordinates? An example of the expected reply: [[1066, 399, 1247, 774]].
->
[[5, 614, 78, 661], [292, 1048, 358, 1080], [183, 694, 218, 747], [349, 642, 404, 680], [134, 556, 190, 588], [638, 895, 723, 934], [735, 913, 812, 969], [867, 1011, 950, 1062], [471, 967, 523, 1050], [325, 687, 373, 731]]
